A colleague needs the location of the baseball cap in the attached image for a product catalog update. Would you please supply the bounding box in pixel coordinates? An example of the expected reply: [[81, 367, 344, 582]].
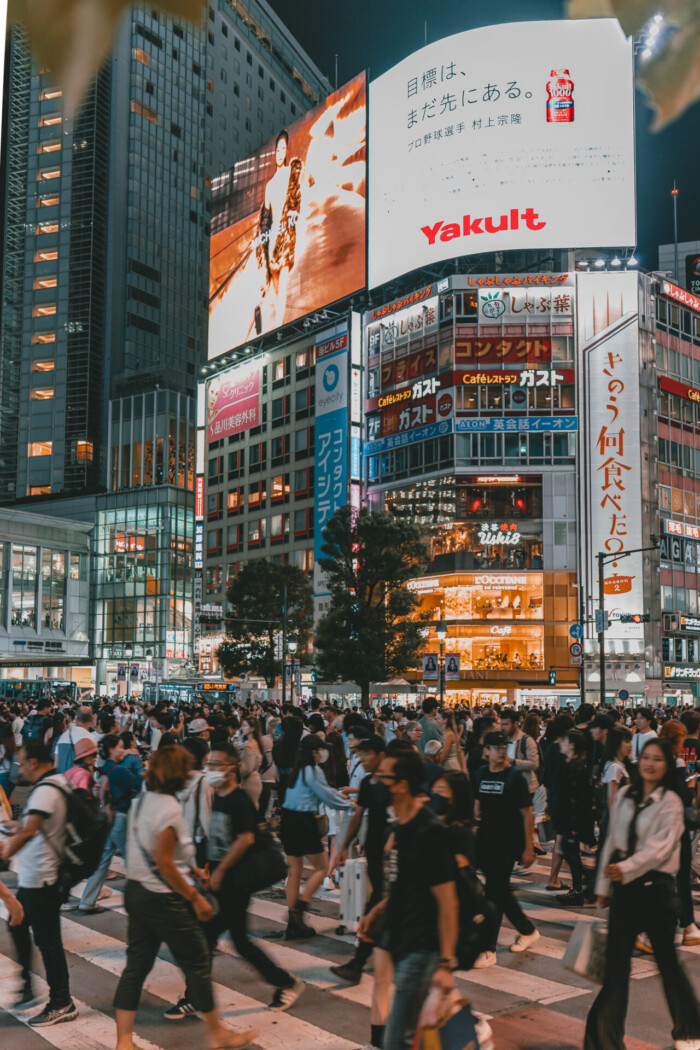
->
[[591, 714, 614, 730], [299, 733, 326, 753], [355, 734, 386, 754], [484, 730, 509, 748], [188, 718, 209, 735]]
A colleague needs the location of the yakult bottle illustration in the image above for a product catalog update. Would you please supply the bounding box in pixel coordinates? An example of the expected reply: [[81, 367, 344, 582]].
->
[[546, 69, 574, 122]]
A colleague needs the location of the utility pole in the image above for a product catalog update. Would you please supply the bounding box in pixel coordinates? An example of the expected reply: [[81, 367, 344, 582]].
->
[[597, 551, 606, 707]]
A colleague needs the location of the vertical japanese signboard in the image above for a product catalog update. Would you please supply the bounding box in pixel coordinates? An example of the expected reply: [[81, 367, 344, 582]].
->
[[580, 272, 643, 641], [314, 323, 349, 590]]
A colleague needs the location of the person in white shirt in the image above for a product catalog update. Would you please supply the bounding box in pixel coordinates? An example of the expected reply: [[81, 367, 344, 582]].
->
[[631, 707, 658, 763], [0, 740, 77, 1026], [54, 706, 97, 774], [585, 737, 700, 1050]]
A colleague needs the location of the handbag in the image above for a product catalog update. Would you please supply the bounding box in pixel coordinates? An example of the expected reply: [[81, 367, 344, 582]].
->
[[562, 921, 607, 984], [315, 812, 330, 839], [192, 777, 208, 868], [230, 826, 287, 893], [412, 993, 484, 1050]]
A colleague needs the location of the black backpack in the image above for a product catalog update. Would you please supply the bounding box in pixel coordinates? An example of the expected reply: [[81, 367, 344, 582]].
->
[[31, 779, 110, 902]]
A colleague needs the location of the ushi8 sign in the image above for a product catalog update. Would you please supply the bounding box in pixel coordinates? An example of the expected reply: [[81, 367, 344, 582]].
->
[[368, 19, 635, 288]]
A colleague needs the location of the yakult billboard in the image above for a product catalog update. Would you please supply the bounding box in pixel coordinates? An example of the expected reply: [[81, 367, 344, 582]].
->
[[368, 20, 635, 288]]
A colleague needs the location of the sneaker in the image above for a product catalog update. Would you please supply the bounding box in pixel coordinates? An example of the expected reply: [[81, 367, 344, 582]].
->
[[636, 932, 653, 954], [28, 1002, 78, 1027], [322, 877, 337, 892], [683, 924, 700, 946], [76, 905, 107, 915], [269, 976, 304, 1011], [556, 889, 584, 907], [472, 950, 497, 968], [510, 930, 540, 953], [513, 862, 535, 875], [60, 901, 78, 912], [13, 982, 36, 1009], [329, 960, 364, 985], [164, 997, 198, 1020]]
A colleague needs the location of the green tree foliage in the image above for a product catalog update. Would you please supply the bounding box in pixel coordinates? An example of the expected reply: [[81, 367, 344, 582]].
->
[[315, 505, 430, 706], [216, 560, 313, 686]]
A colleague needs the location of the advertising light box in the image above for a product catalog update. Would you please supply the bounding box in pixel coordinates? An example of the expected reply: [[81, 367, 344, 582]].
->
[[209, 73, 366, 357], [368, 20, 635, 288]]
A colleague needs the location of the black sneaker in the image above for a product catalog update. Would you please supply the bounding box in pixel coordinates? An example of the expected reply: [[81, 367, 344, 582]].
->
[[164, 997, 198, 1020], [13, 982, 36, 1009], [268, 977, 304, 1011], [28, 1002, 78, 1027], [556, 889, 584, 907], [329, 960, 364, 985]]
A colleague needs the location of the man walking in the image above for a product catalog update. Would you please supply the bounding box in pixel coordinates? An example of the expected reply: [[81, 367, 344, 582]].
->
[[417, 698, 444, 754], [0, 740, 77, 1025], [472, 730, 539, 968]]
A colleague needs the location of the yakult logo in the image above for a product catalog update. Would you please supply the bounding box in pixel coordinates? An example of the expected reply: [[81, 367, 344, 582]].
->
[[421, 208, 546, 246]]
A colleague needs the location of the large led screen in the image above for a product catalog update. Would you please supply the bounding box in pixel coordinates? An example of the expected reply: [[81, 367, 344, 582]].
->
[[368, 19, 635, 288], [209, 72, 366, 358]]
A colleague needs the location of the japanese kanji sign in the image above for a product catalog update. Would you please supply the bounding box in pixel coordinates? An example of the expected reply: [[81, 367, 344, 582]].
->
[[581, 272, 644, 642], [368, 20, 635, 288], [315, 322, 349, 581], [206, 364, 260, 443]]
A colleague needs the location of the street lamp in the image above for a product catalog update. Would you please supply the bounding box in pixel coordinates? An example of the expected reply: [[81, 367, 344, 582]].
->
[[436, 619, 448, 707], [288, 635, 298, 707], [124, 643, 133, 703]]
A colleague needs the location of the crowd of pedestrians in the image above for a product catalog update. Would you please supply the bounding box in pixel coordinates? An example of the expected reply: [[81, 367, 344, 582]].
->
[[2, 692, 700, 1049]]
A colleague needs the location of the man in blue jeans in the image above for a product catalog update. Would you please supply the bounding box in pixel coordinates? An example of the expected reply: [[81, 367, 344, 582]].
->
[[359, 747, 458, 1050]]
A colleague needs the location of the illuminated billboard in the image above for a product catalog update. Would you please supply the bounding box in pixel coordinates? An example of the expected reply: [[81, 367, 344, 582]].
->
[[209, 73, 366, 358], [368, 20, 635, 288], [206, 364, 260, 443]]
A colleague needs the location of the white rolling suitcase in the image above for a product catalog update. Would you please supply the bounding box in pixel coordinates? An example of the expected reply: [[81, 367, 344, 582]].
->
[[336, 857, 368, 934]]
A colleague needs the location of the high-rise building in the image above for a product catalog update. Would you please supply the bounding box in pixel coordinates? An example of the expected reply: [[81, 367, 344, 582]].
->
[[0, 2, 329, 688]]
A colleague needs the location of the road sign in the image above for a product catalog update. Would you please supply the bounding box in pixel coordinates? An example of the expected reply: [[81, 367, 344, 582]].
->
[[569, 623, 583, 639], [595, 609, 609, 633], [618, 689, 629, 701], [569, 642, 583, 657]]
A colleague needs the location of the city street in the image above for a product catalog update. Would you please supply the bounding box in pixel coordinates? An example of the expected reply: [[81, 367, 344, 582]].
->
[[1, 852, 698, 1049]]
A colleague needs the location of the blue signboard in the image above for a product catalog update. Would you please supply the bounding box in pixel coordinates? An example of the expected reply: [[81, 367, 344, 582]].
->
[[314, 325, 349, 565], [364, 419, 453, 457], [455, 416, 578, 433], [194, 523, 203, 568]]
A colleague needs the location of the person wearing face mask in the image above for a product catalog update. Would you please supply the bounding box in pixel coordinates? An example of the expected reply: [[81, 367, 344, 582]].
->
[[280, 734, 355, 939], [167, 744, 304, 1019]]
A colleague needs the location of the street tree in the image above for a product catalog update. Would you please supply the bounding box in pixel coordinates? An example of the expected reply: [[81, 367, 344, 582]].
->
[[314, 505, 430, 707], [216, 560, 313, 686]]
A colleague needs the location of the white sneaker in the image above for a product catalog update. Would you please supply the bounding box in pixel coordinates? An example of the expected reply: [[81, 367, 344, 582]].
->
[[472, 950, 497, 968], [683, 923, 700, 946], [322, 878, 336, 892], [510, 929, 540, 953], [636, 932, 653, 954], [673, 1040, 700, 1050]]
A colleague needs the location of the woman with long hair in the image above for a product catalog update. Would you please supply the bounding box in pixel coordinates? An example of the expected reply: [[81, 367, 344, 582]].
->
[[0, 722, 18, 797], [238, 715, 264, 810], [45, 711, 67, 760], [113, 746, 256, 1050], [319, 727, 349, 891], [272, 716, 303, 806], [584, 738, 700, 1050], [555, 730, 596, 907], [541, 712, 575, 891], [436, 709, 467, 772], [279, 734, 354, 939], [601, 726, 633, 813]]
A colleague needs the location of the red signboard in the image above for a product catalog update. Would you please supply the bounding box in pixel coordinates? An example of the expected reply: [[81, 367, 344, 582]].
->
[[316, 332, 349, 360], [206, 365, 260, 443], [662, 279, 700, 316], [115, 534, 145, 554], [195, 476, 204, 521], [370, 284, 434, 320], [659, 375, 700, 403]]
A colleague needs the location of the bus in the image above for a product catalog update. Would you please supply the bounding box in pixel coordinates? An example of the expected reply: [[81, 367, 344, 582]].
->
[[0, 678, 78, 706], [141, 678, 237, 708]]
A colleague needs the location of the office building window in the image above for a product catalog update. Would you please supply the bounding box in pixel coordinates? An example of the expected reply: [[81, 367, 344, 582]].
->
[[35, 222, 59, 235], [31, 355, 55, 366], [33, 276, 57, 289], [32, 304, 56, 316], [12, 545, 37, 627], [28, 485, 51, 496], [39, 87, 62, 100], [37, 195, 60, 208], [31, 334, 56, 346], [38, 113, 62, 127], [37, 169, 60, 180], [28, 441, 53, 456], [133, 47, 149, 64], [30, 387, 54, 400], [34, 248, 58, 262], [41, 549, 65, 630], [131, 99, 158, 124]]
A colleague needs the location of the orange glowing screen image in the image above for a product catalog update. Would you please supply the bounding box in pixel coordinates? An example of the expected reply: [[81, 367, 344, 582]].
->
[[208, 72, 366, 358]]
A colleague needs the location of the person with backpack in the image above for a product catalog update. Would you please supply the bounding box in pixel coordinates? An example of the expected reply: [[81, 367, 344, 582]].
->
[[166, 742, 303, 1020], [22, 699, 53, 748], [0, 740, 78, 1025], [69, 734, 143, 915], [471, 730, 539, 968], [54, 706, 97, 775]]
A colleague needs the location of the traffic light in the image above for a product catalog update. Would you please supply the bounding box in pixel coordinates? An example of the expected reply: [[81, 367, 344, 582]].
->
[[618, 614, 651, 623], [549, 670, 557, 686]]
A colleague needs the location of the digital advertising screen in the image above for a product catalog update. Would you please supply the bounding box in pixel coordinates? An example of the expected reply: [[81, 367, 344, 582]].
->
[[368, 19, 635, 288], [209, 72, 367, 358]]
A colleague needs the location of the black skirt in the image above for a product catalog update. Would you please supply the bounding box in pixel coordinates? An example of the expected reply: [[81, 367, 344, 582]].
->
[[280, 808, 323, 857]]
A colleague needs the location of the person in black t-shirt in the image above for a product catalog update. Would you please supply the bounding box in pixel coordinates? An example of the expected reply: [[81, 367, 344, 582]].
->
[[168, 743, 303, 1019], [359, 750, 457, 1050], [472, 730, 539, 968], [330, 735, 390, 986]]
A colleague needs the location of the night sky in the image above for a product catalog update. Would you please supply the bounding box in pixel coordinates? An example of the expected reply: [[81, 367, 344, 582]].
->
[[268, 0, 700, 272]]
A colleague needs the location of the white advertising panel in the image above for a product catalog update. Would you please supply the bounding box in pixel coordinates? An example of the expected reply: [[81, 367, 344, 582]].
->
[[369, 20, 635, 288], [579, 271, 644, 642]]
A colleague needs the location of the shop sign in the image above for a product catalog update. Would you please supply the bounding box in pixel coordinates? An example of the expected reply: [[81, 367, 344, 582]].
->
[[477, 522, 521, 547], [680, 616, 700, 633], [665, 665, 700, 681], [195, 476, 204, 521], [365, 418, 453, 457], [455, 416, 577, 432], [665, 518, 700, 540], [662, 279, 700, 316], [659, 376, 700, 404]]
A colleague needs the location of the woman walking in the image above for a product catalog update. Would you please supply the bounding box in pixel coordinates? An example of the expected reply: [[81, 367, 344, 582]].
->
[[436, 709, 467, 772], [238, 716, 264, 810], [279, 734, 354, 939], [584, 738, 700, 1050], [113, 746, 256, 1050]]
